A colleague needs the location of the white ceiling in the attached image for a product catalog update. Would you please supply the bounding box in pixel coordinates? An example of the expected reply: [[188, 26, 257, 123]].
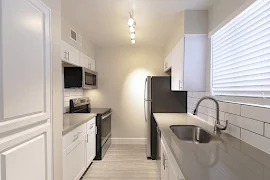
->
[[62, 0, 213, 47]]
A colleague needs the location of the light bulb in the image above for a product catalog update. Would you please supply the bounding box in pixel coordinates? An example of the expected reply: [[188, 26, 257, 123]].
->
[[130, 33, 135, 39], [128, 18, 135, 26], [129, 26, 135, 33], [131, 39, 135, 44]]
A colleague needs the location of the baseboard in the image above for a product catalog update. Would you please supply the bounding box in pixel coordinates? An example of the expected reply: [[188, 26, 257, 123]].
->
[[111, 138, 147, 144]]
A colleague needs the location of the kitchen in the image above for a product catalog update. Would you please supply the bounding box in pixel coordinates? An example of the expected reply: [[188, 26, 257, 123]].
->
[[1, 0, 270, 180]]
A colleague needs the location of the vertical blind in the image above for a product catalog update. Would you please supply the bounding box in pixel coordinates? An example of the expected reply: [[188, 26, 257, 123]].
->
[[211, 0, 270, 98]]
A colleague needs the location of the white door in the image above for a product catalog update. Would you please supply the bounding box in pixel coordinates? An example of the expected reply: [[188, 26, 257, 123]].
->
[[0, 0, 52, 179], [171, 38, 184, 91]]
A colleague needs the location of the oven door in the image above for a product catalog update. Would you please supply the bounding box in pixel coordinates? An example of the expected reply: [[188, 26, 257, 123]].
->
[[101, 112, 112, 146], [83, 67, 97, 89]]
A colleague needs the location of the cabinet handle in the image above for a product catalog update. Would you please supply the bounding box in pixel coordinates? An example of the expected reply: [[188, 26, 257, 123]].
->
[[67, 52, 70, 60], [87, 134, 89, 143], [90, 125, 94, 129], [179, 80, 183, 90], [163, 153, 167, 170], [64, 51, 67, 60]]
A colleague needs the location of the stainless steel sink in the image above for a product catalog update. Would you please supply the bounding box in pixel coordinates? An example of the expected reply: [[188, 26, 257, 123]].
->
[[170, 125, 221, 144]]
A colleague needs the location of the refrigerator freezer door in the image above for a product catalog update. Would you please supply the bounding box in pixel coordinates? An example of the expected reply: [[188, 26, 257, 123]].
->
[[144, 76, 152, 101]]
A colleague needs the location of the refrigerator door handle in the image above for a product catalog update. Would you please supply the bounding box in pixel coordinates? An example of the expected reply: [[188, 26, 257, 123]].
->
[[144, 78, 147, 100], [144, 101, 147, 122]]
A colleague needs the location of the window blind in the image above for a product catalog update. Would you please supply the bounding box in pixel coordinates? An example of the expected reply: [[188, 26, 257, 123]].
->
[[211, 0, 270, 98]]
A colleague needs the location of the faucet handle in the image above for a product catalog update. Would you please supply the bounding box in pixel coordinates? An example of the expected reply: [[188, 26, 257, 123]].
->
[[215, 120, 228, 131]]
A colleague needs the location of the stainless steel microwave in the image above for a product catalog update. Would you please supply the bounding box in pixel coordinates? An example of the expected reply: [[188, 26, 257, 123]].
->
[[64, 67, 97, 89]]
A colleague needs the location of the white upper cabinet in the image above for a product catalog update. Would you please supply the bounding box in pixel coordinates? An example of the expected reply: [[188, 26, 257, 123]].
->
[[171, 34, 207, 91], [90, 58, 96, 71], [61, 40, 80, 66], [79, 52, 96, 71], [79, 52, 89, 68], [0, 0, 52, 179]]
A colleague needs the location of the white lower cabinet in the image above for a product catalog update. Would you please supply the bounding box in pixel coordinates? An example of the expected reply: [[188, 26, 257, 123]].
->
[[86, 118, 96, 166], [63, 136, 86, 180], [161, 136, 185, 180], [63, 117, 97, 180]]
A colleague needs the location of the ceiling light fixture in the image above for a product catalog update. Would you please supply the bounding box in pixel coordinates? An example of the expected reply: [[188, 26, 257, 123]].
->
[[128, 18, 135, 26], [130, 33, 135, 39], [128, 12, 136, 44], [129, 26, 135, 33]]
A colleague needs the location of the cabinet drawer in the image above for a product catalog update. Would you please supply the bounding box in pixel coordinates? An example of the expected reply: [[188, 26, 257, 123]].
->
[[87, 117, 96, 134], [63, 123, 87, 150]]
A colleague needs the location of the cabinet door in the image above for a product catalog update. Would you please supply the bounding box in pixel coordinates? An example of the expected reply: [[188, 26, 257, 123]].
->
[[86, 131, 96, 166], [171, 38, 184, 91], [91, 59, 96, 71], [61, 41, 69, 62], [79, 52, 89, 68], [168, 160, 181, 180], [61, 41, 80, 66], [0, 0, 52, 179], [161, 140, 169, 180], [67, 44, 80, 66], [63, 136, 86, 180]]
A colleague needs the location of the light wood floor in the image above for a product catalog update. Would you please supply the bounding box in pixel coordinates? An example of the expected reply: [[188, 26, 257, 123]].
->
[[82, 144, 159, 180]]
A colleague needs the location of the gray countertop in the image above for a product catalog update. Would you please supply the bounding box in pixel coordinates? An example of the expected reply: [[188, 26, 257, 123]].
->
[[153, 113, 270, 180], [63, 113, 97, 135]]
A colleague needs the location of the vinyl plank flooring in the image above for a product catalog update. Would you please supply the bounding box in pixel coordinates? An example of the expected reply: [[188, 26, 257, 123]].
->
[[82, 144, 159, 180]]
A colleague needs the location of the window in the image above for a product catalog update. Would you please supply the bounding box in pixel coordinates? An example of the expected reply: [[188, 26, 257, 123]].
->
[[211, 0, 270, 98]]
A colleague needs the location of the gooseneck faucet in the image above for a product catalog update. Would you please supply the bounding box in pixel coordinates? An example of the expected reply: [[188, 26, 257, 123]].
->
[[192, 96, 228, 134]]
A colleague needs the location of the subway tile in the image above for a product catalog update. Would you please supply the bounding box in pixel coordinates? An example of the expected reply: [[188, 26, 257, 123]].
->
[[225, 113, 264, 135], [207, 108, 225, 120], [265, 123, 270, 139], [187, 103, 194, 110], [193, 92, 205, 98], [241, 105, 270, 123], [219, 102, 241, 115], [220, 120, 241, 139], [241, 129, 270, 155]]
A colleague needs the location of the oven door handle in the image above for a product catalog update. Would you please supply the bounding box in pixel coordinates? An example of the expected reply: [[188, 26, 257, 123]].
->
[[102, 112, 112, 120]]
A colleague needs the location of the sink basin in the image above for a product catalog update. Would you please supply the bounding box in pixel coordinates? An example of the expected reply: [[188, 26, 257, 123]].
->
[[170, 125, 221, 144]]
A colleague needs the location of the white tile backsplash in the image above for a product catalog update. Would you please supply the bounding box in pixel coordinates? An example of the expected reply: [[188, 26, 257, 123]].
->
[[63, 88, 84, 113], [225, 113, 264, 135], [241, 105, 270, 123], [241, 129, 270, 155], [265, 123, 270, 139], [188, 91, 270, 155]]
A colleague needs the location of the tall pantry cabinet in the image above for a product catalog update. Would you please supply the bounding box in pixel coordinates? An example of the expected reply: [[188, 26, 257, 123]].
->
[[0, 0, 53, 180]]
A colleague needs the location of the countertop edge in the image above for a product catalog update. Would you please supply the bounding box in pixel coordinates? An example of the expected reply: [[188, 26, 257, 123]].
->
[[62, 114, 97, 135]]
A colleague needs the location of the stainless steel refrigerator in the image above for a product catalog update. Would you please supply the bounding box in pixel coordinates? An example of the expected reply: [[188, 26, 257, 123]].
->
[[144, 76, 187, 159]]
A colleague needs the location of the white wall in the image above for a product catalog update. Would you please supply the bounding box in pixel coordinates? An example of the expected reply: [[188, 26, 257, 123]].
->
[[165, 12, 185, 57], [84, 46, 165, 140], [41, 0, 62, 179]]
